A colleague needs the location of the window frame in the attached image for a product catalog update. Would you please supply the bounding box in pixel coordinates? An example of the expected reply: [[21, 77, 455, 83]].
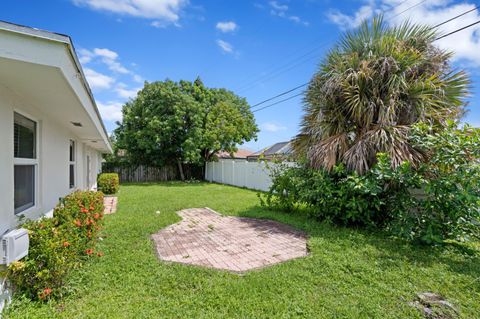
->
[[69, 139, 76, 189], [13, 111, 39, 215]]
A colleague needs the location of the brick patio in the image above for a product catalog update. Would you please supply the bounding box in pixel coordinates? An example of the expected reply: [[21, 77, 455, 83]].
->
[[103, 196, 118, 215], [151, 208, 308, 272]]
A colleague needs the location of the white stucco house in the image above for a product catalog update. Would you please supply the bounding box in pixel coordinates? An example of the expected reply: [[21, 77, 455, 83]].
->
[[0, 19, 112, 294]]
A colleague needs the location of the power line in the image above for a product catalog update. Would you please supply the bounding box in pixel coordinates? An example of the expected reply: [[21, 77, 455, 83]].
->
[[252, 93, 304, 113], [250, 10, 480, 114], [240, 0, 431, 97], [431, 5, 480, 29], [435, 19, 480, 41], [390, 0, 428, 20], [250, 83, 308, 108]]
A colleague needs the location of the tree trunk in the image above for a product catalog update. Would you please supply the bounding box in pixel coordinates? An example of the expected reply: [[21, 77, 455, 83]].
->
[[177, 160, 185, 181]]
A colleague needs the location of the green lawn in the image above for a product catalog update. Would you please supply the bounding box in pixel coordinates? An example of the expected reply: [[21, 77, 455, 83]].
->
[[5, 182, 480, 318]]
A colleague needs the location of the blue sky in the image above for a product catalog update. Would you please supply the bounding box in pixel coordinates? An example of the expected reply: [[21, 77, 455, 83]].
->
[[2, 0, 480, 151]]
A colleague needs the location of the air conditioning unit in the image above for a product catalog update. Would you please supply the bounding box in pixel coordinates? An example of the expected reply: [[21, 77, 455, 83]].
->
[[1, 228, 29, 265]]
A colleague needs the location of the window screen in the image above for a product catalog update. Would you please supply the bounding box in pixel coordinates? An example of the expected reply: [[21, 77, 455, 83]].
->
[[14, 165, 35, 214], [14, 112, 36, 159]]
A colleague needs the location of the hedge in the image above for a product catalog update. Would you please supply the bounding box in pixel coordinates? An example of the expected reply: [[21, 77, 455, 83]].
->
[[98, 173, 119, 194]]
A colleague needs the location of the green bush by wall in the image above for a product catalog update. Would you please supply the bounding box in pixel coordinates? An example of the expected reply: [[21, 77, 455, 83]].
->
[[98, 173, 119, 194]]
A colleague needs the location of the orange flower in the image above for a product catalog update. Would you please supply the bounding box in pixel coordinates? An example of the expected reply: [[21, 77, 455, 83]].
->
[[63, 241, 70, 247], [85, 248, 93, 255], [81, 207, 89, 214], [93, 213, 100, 220], [43, 288, 52, 295], [96, 252, 104, 257], [74, 219, 82, 227]]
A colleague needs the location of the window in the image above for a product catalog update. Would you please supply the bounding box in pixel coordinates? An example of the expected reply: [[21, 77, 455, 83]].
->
[[69, 140, 75, 188], [14, 112, 37, 214]]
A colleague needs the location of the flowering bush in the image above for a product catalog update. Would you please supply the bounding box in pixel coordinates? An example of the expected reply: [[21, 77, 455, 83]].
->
[[97, 173, 119, 194], [7, 191, 105, 301], [54, 191, 105, 256]]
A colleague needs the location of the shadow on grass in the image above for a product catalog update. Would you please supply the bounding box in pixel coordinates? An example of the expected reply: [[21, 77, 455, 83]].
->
[[237, 205, 480, 283], [120, 181, 208, 187]]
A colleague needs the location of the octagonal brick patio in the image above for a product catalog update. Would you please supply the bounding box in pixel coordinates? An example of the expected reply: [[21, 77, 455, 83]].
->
[[151, 208, 308, 272]]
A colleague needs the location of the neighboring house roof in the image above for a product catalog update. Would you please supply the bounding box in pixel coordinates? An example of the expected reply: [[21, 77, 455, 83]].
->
[[217, 148, 253, 159], [0, 20, 112, 153], [247, 141, 293, 160]]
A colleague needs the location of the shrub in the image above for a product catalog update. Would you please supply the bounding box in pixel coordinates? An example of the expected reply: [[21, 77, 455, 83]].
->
[[260, 123, 480, 244], [7, 191, 105, 300], [98, 173, 119, 194]]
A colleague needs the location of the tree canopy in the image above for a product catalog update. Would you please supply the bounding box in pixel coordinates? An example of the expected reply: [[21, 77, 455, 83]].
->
[[113, 78, 258, 176], [294, 16, 470, 174]]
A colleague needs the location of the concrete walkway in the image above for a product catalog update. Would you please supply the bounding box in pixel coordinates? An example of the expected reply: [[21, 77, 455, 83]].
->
[[103, 196, 117, 215], [151, 208, 308, 272]]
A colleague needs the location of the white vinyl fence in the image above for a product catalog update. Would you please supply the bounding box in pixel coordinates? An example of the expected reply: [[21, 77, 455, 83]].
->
[[205, 159, 276, 191]]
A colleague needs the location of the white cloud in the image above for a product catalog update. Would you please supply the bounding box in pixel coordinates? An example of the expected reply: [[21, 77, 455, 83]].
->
[[216, 21, 238, 33], [261, 122, 287, 132], [93, 48, 129, 74], [93, 48, 118, 60], [151, 20, 182, 28], [97, 101, 124, 122], [270, 1, 288, 12], [115, 83, 141, 99], [268, 1, 309, 26], [216, 39, 234, 54], [133, 74, 144, 83], [84, 68, 115, 90], [72, 0, 188, 25], [289, 15, 310, 26], [80, 47, 144, 100], [327, 1, 480, 66], [78, 48, 94, 64], [327, 3, 376, 30], [80, 47, 136, 75]]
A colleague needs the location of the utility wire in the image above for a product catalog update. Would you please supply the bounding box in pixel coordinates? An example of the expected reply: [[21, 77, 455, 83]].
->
[[435, 19, 480, 40], [250, 15, 480, 114], [252, 93, 304, 113], [250, 83, 308, 108], [431, 4, 480, 29], [242, 0, 432, 100], [249, 5, 480, 113], [390, 0, 428, 20]]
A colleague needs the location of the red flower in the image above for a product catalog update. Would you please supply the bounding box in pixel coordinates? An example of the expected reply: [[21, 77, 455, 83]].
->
[[39, 287, 52, 299], [63, 241, 70, 247], [93, 213, 100, 220], [85, 248, 93, 255], [81, 207, 89, 214], [74, 219, 82, 227]]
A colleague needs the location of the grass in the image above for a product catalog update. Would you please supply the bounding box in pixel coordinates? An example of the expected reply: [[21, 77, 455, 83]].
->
[[5, 182, 480, 318]]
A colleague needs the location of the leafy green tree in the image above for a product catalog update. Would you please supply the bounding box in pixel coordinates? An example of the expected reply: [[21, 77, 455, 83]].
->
[[294, 16, 470, 174], [114, 79, 257, 179]]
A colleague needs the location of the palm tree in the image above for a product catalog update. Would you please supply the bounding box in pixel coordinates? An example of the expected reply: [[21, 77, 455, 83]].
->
[[294, 16, 470, 174]]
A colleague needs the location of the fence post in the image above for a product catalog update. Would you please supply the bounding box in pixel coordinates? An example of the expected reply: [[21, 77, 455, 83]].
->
[[221, 160, 224, 183]]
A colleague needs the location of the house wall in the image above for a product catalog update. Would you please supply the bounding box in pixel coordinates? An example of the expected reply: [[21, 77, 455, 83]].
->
[[0, 84, 103, 236]]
